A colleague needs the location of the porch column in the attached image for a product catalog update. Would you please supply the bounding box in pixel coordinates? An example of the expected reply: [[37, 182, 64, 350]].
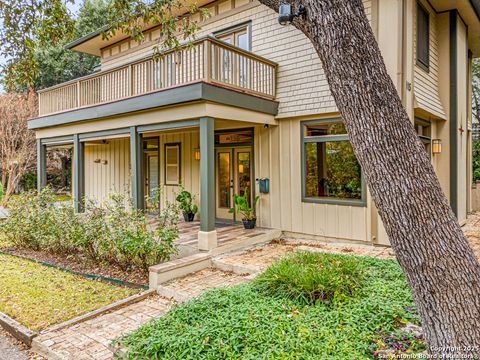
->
[[36, 139, 47, 192], [130, 126, 144, 210], [198, 117, 217, 250], [73, 134, 85, 212]]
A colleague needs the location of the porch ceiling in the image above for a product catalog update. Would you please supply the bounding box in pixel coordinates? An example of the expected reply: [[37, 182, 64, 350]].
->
[[29, 82, 279, 133]]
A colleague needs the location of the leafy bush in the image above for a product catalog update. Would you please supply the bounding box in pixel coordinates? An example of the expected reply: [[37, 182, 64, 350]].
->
[[117, 255, 420, 359], [254, 252, 363, 304], [0, 188, 179, 273]]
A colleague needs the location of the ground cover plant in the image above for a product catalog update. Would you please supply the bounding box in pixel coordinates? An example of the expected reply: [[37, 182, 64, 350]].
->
[[0, 188, 179, 273], [117, 253, 422, 359], [0, 253, 137, 331]]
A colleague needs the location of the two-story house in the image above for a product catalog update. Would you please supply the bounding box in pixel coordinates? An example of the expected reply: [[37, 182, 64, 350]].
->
[[29, 0, 479, 249]]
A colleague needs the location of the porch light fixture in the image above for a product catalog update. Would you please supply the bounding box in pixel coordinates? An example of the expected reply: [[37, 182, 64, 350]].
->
[[432, 139, 442, 154], [194, 148, 201, 161], [278, 3, 306, 26]]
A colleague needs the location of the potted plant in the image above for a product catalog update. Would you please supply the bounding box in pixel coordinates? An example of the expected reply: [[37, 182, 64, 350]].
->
[[176, 189, 198, 222], [229, 193, 260, 229]]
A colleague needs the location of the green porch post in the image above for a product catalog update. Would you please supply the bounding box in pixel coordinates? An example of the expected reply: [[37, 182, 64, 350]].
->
[[73, 134, 85, 212], [36, 139, 47, 192], [198, 117, 217, 250], [130, 126, 144, 210]]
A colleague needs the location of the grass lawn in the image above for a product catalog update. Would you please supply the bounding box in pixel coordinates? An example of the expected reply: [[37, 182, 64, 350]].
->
[[118, 253, 421, 359], [0, 253, 138, 331]]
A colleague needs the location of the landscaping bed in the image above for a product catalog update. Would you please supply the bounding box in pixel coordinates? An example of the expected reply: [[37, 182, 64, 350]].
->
[[0, 246, 148, 286], [117, 253, 424, 359], [0, 253, 138, 332]]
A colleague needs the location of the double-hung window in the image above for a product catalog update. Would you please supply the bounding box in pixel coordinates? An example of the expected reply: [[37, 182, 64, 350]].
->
[[164, 143, 181, 185], [302, 119, 365, 205], [416, 2, 430, 71]]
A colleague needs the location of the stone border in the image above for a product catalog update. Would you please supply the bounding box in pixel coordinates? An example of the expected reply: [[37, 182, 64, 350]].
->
[[0, 311, 37, 346], [40, 289, 155, 335]]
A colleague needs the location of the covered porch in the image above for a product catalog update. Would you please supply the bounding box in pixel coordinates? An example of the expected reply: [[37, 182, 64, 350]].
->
[[36, 115, 277, 252]]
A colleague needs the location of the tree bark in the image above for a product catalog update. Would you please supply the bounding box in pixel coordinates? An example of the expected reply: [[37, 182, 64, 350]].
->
[[257, 0, 480, 353]]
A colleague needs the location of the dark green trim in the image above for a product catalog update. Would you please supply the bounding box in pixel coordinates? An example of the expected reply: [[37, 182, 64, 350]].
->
[[40, 135, 74, 146], [163, 142, 181, 186], [36, 140, 47, 192], [138, 119, 200, 133], [73, 134, 85, 212], [199, 117, 216, 232], [450, 10, 458, 216], [28, 83, 278, 130], [300, 118, 367, 207], [79, 128, 130, 140], [130, 127, 145, 210]]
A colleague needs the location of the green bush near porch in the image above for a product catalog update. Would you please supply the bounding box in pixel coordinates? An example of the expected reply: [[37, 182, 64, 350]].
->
[[117, 253, 421, 359], [0, 188, 179, 273]]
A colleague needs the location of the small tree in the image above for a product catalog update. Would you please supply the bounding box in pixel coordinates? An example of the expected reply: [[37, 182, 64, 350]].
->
[[0, 92, 37, 205]]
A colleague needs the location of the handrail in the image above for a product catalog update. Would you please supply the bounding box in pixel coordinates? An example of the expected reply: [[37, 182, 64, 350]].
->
[[37, 36, 278, 116]]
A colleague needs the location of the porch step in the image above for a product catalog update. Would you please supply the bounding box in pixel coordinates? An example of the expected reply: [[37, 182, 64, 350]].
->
[[210, 228, 282, 256], [149, 253, 211, 289]]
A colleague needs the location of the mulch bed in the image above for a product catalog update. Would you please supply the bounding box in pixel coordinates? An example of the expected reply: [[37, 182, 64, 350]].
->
[[0, 246, 148, 286]]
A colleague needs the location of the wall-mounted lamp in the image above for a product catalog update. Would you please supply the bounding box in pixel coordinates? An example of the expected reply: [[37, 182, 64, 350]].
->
[[194, 148, 201, 161], [432, 139, 442, 154], [278, 3, 306, 26]]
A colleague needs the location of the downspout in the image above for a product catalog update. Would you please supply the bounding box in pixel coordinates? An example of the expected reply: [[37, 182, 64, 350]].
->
[[400, 0, 406, 105], [449, 10, 458, 217]]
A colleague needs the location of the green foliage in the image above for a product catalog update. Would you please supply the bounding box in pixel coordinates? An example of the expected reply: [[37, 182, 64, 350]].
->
[[0, 188, 178, 273], [0, 0, 75, 91], [175, 187, 198, 215], [229, 193, 259, 220], [254, 252, 363, 305], [0, 182, 3, 203], [473, 139, 480, 182], [33, 0, 110, 91], [117, 255, 420, 359]]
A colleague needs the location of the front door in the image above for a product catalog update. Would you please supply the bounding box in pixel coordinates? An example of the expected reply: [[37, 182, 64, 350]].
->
[[215, 147, 253, 221]]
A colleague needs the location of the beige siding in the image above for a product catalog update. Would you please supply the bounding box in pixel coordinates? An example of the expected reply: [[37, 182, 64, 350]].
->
[[413, 0, 447, 119], [84, 138, 130, 203], [100, 0, 371, 119], [255, 119, 369, 242]]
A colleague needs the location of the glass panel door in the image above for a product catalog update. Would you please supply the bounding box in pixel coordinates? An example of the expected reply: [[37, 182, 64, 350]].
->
[[216, 149, 233, 220], [215, 146, 253, 221]]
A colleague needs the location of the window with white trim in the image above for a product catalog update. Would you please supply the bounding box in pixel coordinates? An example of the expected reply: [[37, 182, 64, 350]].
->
[[164, 143, 181, 185]]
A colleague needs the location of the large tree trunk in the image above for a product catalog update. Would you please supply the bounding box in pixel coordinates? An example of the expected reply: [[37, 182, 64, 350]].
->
[[258, 0, 480, 353]]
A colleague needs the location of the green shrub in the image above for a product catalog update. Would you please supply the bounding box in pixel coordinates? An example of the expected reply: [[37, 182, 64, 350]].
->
[[117, 255, 419, 359], [0, 188, 179, 273], [254, 252, 363, 305]]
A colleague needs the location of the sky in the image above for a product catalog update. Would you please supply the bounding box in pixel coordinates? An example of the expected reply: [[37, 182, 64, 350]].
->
[[0, 0, 82, 91]]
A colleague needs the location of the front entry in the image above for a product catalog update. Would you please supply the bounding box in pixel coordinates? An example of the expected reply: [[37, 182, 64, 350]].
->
[[215, 146, 253, 221]]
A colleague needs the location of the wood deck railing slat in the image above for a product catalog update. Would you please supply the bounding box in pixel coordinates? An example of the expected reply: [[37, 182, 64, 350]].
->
[[38, 37, 277, 117]]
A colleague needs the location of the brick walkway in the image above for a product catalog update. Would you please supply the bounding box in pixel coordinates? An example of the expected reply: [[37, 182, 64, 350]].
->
[[30, 213, 480, 359]]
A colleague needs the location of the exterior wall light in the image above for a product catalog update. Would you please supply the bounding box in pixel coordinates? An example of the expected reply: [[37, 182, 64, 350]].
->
[[194, 148, 201, 161], [278, 3, 306, 26], [432, 139, 442, 154]]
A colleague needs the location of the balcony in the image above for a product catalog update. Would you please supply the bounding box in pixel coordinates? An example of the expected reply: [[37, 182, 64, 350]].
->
[[38, 36, 277, 117]]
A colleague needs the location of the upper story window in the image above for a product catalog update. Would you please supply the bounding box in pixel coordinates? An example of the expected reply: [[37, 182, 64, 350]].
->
[[416, 2, 430, 71], [214, 22, 251, 51], [301, 119, 365, 206]]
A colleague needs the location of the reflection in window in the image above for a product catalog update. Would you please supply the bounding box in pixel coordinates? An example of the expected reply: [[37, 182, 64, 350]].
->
[[303, 120, 363, 203], [415, 118, 432, 157], [165, 143, 180, 185], [217, 152, 231, 208]]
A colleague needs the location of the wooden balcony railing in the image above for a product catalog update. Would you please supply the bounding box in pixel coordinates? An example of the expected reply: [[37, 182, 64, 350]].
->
[[38, 36, 278, 116]]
